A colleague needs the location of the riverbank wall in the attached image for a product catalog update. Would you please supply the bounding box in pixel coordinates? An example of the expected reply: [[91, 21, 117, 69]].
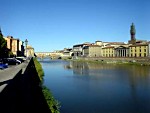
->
[[0, 58, 51, 113], [73, 57, 150, 65]]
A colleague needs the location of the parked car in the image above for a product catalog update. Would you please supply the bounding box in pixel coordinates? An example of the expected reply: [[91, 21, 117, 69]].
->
[[16, 57, 27, 61], [0, 63, 8, 69], [16, 58, 24, 63], [3, 58, 21, 65]]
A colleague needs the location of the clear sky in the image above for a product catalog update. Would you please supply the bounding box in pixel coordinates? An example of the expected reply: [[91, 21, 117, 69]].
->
[[0, 0, 150, 52]]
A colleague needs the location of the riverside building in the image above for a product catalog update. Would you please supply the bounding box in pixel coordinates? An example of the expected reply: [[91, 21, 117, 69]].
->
[[72, 23, 149, 58]]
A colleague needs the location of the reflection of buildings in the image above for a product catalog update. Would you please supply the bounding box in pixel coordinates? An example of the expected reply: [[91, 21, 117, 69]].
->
[[64, 61, 150, 79], [4, 36, 24, 56], [63, 61, 89, 75], [64, 61, 119, 76], [72, 61, 89, 75]]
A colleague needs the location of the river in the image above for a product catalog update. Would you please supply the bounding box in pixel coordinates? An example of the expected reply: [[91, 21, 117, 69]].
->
[[39, 58, 150, 113]]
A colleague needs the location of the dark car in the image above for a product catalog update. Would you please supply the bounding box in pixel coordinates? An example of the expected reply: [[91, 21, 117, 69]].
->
[[0, 63, 8, 69], [15, 58, 24, 63], [2, 58, 21, 65]]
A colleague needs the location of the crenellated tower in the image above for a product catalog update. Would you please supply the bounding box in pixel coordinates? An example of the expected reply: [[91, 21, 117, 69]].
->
[[130, 23, 136, 40], [128, 23, 136, 44]]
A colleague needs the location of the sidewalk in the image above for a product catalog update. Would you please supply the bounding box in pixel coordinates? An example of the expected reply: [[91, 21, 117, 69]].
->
[[0, 61, 29, 92]]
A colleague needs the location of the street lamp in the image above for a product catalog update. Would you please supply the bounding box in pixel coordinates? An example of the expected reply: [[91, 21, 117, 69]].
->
[[25, 39, 28, 57]]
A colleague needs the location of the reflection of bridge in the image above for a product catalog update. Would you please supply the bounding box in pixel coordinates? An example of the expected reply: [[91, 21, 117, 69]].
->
[[35, 52, 63, 59]]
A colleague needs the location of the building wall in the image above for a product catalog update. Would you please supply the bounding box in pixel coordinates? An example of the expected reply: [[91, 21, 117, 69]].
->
[[115, 46, 129, 57], [95, 41, 102, 46], [19, 41, 23, 51], [149, 43, 150, 57], [102, 47, 114, 57], [12, 39, 19, 55], [89, 46, 102, 57], [4, 37, 11, 50], [26, 46, 35, 57], [129, 45, 148, 57], [4, 36, 24, 56], [82, 46, 89, 56]]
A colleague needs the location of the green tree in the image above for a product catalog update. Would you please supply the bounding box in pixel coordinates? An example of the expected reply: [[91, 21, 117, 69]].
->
[[0, 31, 8, 58]]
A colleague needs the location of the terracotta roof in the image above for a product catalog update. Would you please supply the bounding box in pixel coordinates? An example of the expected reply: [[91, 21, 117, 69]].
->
[[88, 45, 101, 47], [73, 43, 91, 47], [104, 42, 124, 44], [102, 46, 114, 49], [129, 43, 148, 47]]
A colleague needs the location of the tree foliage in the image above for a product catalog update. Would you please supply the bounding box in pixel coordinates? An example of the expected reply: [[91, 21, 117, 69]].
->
[[0, 34, 8, 58]]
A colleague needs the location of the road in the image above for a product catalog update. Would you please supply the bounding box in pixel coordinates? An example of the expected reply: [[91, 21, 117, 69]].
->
[[0, 61, 29, 92]]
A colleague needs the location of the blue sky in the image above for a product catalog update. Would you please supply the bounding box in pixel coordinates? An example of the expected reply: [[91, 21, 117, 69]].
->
[[0, 0, 150, 52]]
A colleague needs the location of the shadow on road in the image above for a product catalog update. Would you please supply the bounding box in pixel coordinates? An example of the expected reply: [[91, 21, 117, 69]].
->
[[0, 60, 51, 113]]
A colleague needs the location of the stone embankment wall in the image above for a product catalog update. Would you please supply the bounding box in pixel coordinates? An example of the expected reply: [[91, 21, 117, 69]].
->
[[0, 58, 51, 113], [76, 57, 150, 65]]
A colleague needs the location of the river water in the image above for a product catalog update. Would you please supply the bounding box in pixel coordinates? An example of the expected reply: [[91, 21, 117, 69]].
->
[[39, 58, 150, 113]]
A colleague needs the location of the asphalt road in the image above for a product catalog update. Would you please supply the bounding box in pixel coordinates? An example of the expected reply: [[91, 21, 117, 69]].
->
[[0, 61, 29, 92]]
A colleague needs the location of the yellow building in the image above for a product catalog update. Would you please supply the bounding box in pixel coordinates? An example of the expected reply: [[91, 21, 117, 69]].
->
[[148, 42, 150, 57], [102, 46, 115, 57], [83, 45, 102, 57], [129, 44, 148, 57]]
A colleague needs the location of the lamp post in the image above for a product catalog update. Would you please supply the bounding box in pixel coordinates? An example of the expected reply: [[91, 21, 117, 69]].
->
[[25, 39, 28, 57]]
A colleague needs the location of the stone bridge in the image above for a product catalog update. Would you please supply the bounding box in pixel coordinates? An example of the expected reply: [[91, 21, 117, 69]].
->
[[35, 52, 63, 59]]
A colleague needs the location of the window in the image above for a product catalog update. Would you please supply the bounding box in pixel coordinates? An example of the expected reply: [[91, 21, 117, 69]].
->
[[144, 53, 146, 57]]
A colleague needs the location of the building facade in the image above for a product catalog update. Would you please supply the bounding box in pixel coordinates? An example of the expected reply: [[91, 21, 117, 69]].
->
[[115, 45, 129, 57], [129, 44, 148, 57], [148, 42, 150, 57], [83, 45, 102, 57], [25, 45, 34, 57], [102, 46, 115, 57], [62, 48, 73, 57], [73, 43, 91, 57], [4, 36, 24, 56], [72, 23, 149, 58]]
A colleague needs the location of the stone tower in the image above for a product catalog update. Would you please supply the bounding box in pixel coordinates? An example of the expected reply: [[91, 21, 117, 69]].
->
[[130, 23, 136, 40], [129, 23, 136, 44]]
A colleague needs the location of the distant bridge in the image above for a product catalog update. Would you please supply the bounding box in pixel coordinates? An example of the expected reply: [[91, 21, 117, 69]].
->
[[35, 52, 63, 59]]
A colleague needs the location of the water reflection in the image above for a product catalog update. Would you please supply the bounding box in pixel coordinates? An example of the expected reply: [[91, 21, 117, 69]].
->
[[64, 61, 150, 77], [43, 59, 150, 113], [63, 61, 150, 112]]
